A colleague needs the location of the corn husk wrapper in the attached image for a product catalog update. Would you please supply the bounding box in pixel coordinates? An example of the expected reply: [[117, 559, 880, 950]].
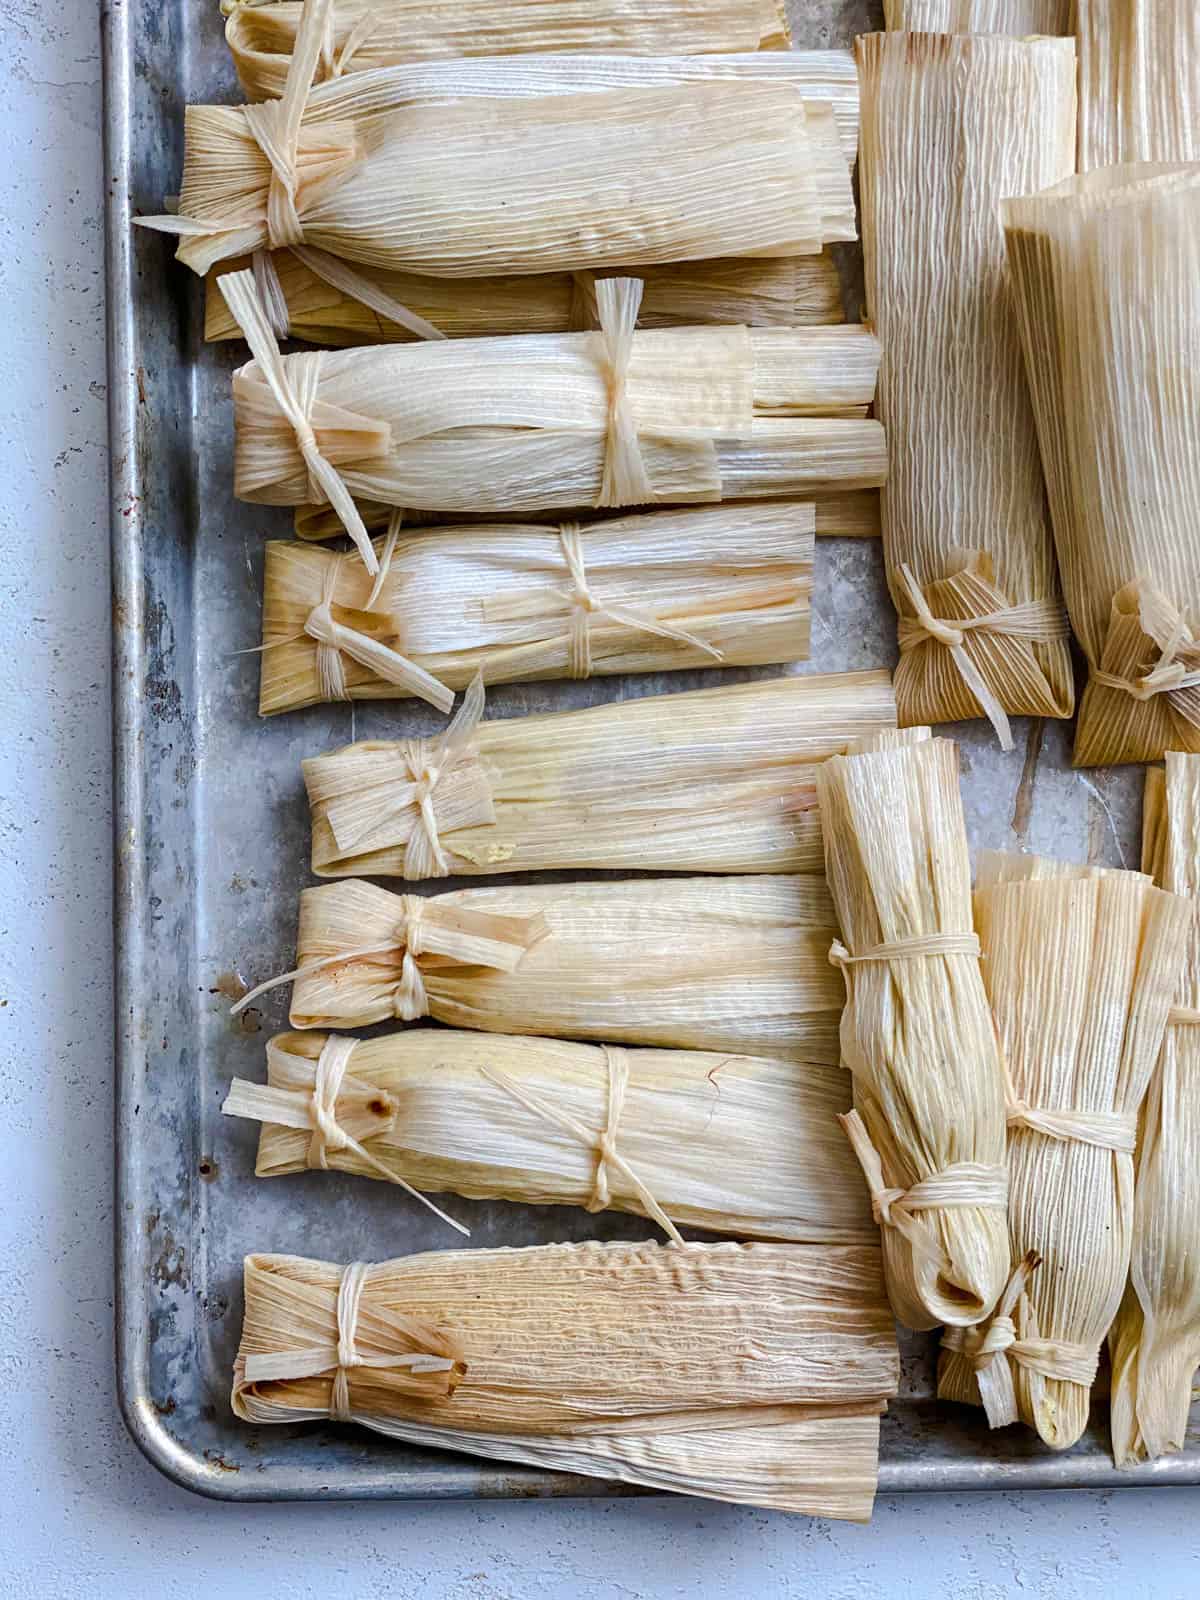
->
[[224, 1027, 873, 1244], [1108, 756, 1200, 1466], [232, 1241, 897, 1521], [1078, 1, 1200, 170], [817, 729, 1010, 1332], [856, 32, 1075, 751], [1002, 167, 1200, 767], [302, 671, 897, 878], [224, 0, 792, 101], [938, 852, 1190, 1450], [883, 0, 1072, 28]]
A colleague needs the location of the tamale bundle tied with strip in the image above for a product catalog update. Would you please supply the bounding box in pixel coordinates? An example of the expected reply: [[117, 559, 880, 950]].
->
[[232, 1241, 898, 1520], [938, 853, 1190, 1452], [301, 671, 897, 878], [223, 1028, 874, 1245], [1077, 1, 1200, 170], [856, 31, 1076, 751], [259, 502, 816, 716], [817, 728, 1010, 1333], [1109, 756, 1200, 1467]]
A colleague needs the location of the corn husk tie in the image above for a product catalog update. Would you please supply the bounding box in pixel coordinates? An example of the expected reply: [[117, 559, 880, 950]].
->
[[1087, 585, 1200, 744], [939, 1252, 1041, 1430]]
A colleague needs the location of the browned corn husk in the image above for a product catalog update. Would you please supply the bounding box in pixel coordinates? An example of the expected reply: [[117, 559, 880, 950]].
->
[[856, 31, 1075, 750], [302, 671, 897, 879], [1077, 1, 1200, 170], [232, 1241, 897, 1520], [1108, 757, 1200, 1466], [1002, 168, 1200, 767], [224, 1027, 873, 1244], [883, 0, 1072, 27], [816, 729, 1009, 1332], [938, 853, 1190, 1451], [225, 0, 792, 101]]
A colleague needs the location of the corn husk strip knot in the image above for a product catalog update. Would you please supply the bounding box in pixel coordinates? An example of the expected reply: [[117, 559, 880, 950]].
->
[[839, 1109, 1007, 1242], [1090, 589, 1200, 710], [1005, 1099, 1138, 1154], [939, 1252, 1041, 1430], [829, 932, 980, 967]]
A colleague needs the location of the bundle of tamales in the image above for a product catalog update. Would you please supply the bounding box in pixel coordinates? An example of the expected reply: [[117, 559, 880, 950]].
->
[[939, 853, 1190, 1450], [224, 0, 793, 101], [817, 728, 1009, 1332], [260, 502, 816, 715], [856, 32, 1075, 750], [232, 1242, 898, 1520], [223, 1028, 873, 1244], [1003, 169, 1200, 766], [883, 1, 1072, 28], [234, 874, 846, 1062], [1109, 756, 1200, 1467], [300, 671, 897, 878], [1077, 1, 1200, 170]]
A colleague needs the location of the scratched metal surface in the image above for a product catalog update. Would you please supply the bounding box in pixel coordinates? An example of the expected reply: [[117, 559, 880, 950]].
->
[[105, 0, 1198, 1501]]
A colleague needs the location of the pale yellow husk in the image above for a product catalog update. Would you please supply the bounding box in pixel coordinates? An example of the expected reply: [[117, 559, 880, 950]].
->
[[1077, 1, 1200, 170], [1003, 167, 1200, 766], [856, 31, 1075, 748], [938, 852, 1190, 1451], [232, 1241, 897, 1520], [883, 0, 1072, 28], [302, 670, 897, 878], [1108, 756, 1200, 1466], [816, 730, 1010, 1332], [225, 1027, 873, 1243]]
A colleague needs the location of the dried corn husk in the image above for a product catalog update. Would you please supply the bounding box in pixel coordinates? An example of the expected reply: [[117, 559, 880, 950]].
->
[[883, 1, 1073, 28], [260, 502, 814, 715], [224, 0, 792, 101], [1108, 756, 1200, 1466], [302, 671, 896, 878], [223, 1027, 873, 1244], [856, 31, 1075, 751], [1077, 1, 1200, 170], [232, 1241, 897, 1520], [938, 852, 1190, 1450], [1002, 168, 1200, 767], [816, 729, 1010, 1332]]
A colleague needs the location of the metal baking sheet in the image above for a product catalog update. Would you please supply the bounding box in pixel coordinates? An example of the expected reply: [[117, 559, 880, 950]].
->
[[105, 0, 1200, 1501]]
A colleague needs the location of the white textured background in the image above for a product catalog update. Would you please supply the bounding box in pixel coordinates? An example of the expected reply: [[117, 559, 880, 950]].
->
[[2, 4, 1199, 1594]]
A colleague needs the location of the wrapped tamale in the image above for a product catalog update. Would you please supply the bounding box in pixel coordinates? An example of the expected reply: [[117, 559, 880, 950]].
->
[[856, 31, 1075, 750], [883, 1, 1072, 28], [223, 1028, 873, 1244], [232, 1241, 898, 1520], [938, 853, 1190, 1451], [301, 671, 897, 878], [1078, 1, 1200, 170], [224, 0, 793, 101], [235, 874, 847, 1062], [817, 728, 1009, 1332], [1109, 756, 1200, 1466], [1003, 168, 1200, 766]]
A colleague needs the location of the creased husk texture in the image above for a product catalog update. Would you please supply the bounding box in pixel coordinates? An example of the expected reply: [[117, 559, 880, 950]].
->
[[1077, 1, 1200, 170], [1002, 167, 1200, 766], [233, 1028, 873, 1243], [232, 1241, 897, 1520], [1109, 756, 1200, 1466], [883, 0, 1073, 28], [856, 32, 1075, 737]]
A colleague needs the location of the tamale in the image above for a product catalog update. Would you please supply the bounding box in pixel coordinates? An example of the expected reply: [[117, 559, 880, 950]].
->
[[237, 874, 846, 1063], [1109, 756, 1200, 1466], [883, 1, 1072, 28], [224, 0, 792, 101], [232, 1241, 898, 1520], [223, 1028, 873, 1244], [816, 729, 1010, 1332], [260, 502, 815, 715], [938, 852, 1190, 1451], [856, 31, 1075, 750], [1003, 168, 1200, 767], [301, 671, 897, 878], [1078, 1, 1200, 170]]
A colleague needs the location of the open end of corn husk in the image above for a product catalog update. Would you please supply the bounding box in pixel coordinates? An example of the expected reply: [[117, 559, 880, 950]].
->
[[883, 0, 1072, 28], [1077, 1, 1200, 171], [856, 31, 1075, 748]]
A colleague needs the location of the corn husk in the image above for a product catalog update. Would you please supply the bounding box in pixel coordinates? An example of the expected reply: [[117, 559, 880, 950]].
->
[[1078, 1, 1200, 170], [883, 0, 1072, 28], [302, 671, 896, 878], [856, 31, 1075, 751], [1002, 168, 1200, 767], [816, 729, 1010, 1333], [1108, 756, 1200, 1466], [224, 0, 793, 101], [223, 1027, 873, 1244], [232, 1241, 897, 1520], [938, 852, 1190, 1451]]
